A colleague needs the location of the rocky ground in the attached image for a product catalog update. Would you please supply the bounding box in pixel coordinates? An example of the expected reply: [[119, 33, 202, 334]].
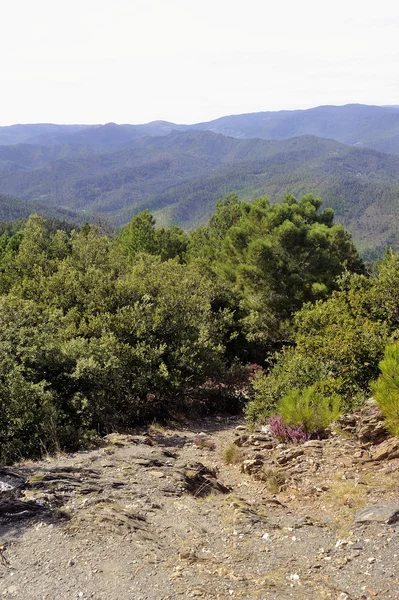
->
[[0, 404, 399, 599]]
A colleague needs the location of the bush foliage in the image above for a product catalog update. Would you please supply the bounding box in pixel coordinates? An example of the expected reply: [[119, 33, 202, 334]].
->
[[0, 194, 372, 462], [246, 251, 399, 424], [276, 386, 342, 435], [371, 342, 399, 436]]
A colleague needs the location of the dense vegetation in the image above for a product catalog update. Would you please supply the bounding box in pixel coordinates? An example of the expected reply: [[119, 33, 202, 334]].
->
[[247, 249, 399, 430], [0, 193, 80, 224], [0, 193, 366, 463], [2, 190, 399, 464]]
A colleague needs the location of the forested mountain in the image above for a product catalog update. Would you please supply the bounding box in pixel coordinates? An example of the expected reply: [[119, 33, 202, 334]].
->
[[1, 131, 399, 254], [0, 192, 81, 223], [192, 104, 399, 154], [3, 105, 399, 154]]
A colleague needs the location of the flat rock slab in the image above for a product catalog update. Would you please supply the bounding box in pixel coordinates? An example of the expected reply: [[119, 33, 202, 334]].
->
[[354, 502, 399, 524]]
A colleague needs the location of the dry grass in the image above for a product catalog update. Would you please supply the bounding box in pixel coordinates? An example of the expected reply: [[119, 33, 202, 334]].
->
[[257, 468, 286, 494], [359, 468, 399, 492], [322, 479, 367, 535], [148, 421, 167, 435], [222, 443, 242, 465]]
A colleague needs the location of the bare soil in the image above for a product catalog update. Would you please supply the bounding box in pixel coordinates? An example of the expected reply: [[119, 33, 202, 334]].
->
[[0, 417, 398, 600]]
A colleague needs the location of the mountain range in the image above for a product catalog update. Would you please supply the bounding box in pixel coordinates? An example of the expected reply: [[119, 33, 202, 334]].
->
[[3, 104, 399, 153], [2, 104, 399, 257]]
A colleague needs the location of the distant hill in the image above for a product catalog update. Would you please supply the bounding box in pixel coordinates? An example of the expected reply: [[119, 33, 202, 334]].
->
[[1, 131, 399, 254], [3, 105, 399, 154], [0, 124, 88, 146], [191, 104, 399, 154], [0, 192, 82, 224]]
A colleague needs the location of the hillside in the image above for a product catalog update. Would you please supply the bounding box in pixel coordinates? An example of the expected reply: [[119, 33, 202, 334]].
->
[[0, 124, 88, 146], [192, 104, 399, 154], [3, 105, 399, 155], [1, 131, 399, 253], [0, 192, 81, 224]]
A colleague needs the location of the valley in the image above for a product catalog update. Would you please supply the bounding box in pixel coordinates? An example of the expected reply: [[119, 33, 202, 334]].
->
[[3, 106, 399, 256]]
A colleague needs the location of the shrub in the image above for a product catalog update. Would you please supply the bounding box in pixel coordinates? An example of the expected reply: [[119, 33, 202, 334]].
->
[[371, 342, 399, 436], [246, 347, 338, 423], [276, 385, 342, 435], [245, 261, 399, 425]]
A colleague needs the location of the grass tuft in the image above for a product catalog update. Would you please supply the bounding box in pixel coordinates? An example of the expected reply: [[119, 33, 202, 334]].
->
[[222, 443, 242, 465]]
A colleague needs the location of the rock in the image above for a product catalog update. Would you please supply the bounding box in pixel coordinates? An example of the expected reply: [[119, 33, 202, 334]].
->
[[303, 440, 324, 448], [236, 425, 246, 431], [354, 502, 399, 524], [0, 469, 25, 503], [335, 413, 357, 433], [277, 448, 304, 465], [260, 424, 272, 435], [371, 437, 399, 461], [356, 399, 389, 445], [233, 435, 248, 447], [258, 442, 274, 450], [178, 462, 230, 497], [240, 459, 263, 474], [243, 434, 273, 446], [149, 471, 166, 478]]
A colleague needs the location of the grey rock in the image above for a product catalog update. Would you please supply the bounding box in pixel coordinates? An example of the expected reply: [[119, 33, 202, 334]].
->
[[233, 435, 248, 447], [354, 502, 399, 524], [335, 413, 357, 432], [303, 440, 324, 448], [0, 468, 25, 503]]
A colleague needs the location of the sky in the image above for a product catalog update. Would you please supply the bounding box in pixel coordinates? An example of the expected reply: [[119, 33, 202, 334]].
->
[[1, 0, 399, 125]]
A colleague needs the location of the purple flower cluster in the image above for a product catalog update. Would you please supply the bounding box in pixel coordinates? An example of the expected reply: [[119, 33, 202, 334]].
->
[[193, 437, 216, 450], [267, 415, 310, 444]]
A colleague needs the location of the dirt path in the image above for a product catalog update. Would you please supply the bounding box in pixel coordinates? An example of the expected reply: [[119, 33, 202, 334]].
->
[[0, 417, 398, 600]]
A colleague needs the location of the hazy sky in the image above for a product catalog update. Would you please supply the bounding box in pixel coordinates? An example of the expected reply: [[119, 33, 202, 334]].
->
[[2, 0, 399, 125]]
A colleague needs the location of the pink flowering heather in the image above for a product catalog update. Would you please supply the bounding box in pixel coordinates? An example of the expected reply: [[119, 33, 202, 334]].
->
[[267, 415, 310, 444], [193, 437, 216, 450]]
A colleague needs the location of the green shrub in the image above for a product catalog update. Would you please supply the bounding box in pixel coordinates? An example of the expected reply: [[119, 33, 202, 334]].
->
[[245, 265, 395, 424], [245, 347, 340, 423], [276, 385, 342, 435], [371, 342, 399, 436]]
